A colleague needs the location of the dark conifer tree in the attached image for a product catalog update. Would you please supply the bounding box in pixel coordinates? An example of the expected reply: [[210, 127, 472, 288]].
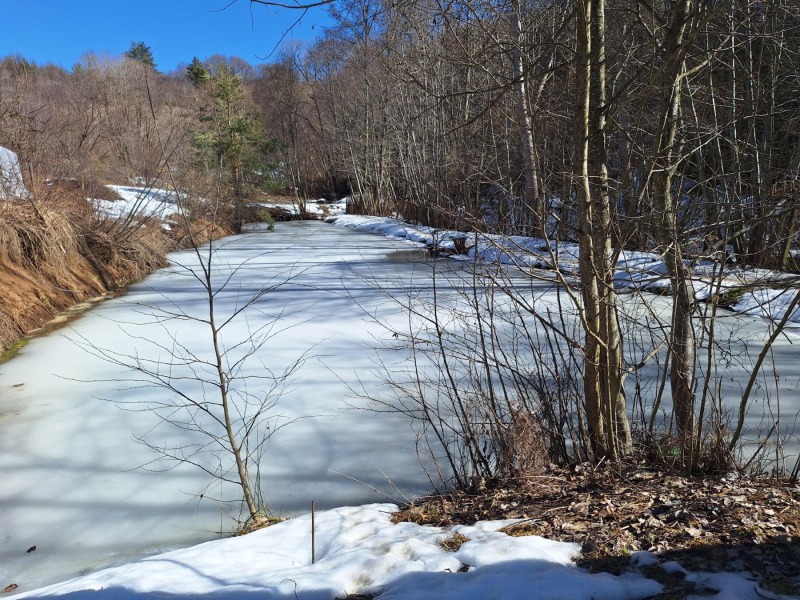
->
[[125, 41, 157, 71], [186, 57, 209, 86]]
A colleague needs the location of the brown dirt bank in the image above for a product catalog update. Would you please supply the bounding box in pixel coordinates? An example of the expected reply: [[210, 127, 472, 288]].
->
[[0, 200, 232, 355]]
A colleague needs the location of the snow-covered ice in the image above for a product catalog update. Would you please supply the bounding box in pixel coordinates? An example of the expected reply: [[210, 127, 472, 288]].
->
[[1, 217, 799, 599], [0, 222, 450, 593]]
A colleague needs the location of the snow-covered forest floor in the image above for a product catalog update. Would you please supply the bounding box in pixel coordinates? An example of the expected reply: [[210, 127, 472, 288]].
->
[[13, 490, 800, 600]]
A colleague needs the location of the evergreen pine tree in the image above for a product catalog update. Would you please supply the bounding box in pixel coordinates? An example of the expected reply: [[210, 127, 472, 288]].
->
[[186, 57, 210, 87], [193, 66, 269, 200], [125, 42, 157, 71]]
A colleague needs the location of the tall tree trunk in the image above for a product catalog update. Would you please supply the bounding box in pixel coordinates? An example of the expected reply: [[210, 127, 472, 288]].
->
[[511, 0, 541, 236], [575, 0, 631, 460], [647, 0, 698, 469]]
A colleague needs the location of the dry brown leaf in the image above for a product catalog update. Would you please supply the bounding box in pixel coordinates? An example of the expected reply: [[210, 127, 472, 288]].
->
[[685, 526, 703, 538], [645, 516, 665, 529]]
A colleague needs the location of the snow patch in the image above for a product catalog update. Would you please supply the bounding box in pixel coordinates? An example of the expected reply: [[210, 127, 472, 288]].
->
[[17, 504, 663, 600], [0, 145, 30, 199]]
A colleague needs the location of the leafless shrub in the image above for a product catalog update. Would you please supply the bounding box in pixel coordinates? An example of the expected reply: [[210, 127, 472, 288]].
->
[[498, 406, 550, 477]]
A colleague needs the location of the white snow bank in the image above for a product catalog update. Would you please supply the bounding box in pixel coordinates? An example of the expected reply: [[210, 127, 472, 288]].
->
[[0, 145, 30, 199], [92, 187, 350, 223], [91, 193, 348, 224], [733, 287, 800, 327], [326, 214, 800, 328], [91, 185, 180, 220], [17, 504, 662, 600]]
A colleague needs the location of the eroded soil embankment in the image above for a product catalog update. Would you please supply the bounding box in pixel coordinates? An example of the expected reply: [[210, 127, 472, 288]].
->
[[0, 224, 160, 357], [0, 261, 101, 353], [0, 201, 232, 357]]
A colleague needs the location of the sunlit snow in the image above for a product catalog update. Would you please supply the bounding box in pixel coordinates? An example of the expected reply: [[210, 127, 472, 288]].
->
[[327, 214, 800, 326], [0, 222, 443, 593], [14, 504, 779, 600], [91, 185, 180, 220]]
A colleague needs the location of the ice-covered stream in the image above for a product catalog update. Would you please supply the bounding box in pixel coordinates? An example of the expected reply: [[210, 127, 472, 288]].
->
[[1, 220, 799, 596], [0, 221, 471, 594]]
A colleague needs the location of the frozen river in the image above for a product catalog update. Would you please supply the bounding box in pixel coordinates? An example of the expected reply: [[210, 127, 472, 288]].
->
[[0, 221, 479, 594], [1, 220, 799, 595]]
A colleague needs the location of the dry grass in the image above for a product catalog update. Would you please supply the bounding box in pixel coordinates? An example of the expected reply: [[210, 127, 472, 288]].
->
[[168, 217, 235, 249], [439, 532, 469, 552], [234, 514, 287, 536], [0, 185, 235, 354], [0, 201, 105, 350], [500, 406, 550, 477], [0, 202, 78, 267], [84, 221, 171, 287]]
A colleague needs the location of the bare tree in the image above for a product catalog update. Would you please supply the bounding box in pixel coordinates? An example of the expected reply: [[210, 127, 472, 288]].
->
[[243, 0, 800, 477], [71, 212, 307, 523], [66, 73, 306, 522]]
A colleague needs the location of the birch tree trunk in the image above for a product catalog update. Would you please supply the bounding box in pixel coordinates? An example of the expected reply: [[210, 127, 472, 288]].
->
[[511, 0, 541, 236]]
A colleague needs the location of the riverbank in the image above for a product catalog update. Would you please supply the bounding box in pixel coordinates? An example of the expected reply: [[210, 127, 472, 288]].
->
[[0, 291, 124, 364], [0, 194, 237, 356], [0, 200, 158, 355], [394, 465, 800, 598]]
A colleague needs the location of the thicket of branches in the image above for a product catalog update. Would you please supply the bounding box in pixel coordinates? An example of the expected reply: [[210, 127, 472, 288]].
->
[[4, 10, 798, 263], [254, 0, 800, 476], [259, 0, 800, 266]]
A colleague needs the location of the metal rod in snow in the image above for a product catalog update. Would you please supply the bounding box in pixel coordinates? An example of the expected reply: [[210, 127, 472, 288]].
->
[[311, 500, 316, 564]]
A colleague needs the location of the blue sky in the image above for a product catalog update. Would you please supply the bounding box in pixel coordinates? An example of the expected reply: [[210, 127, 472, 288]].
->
[[1, 0, 332, 74]]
